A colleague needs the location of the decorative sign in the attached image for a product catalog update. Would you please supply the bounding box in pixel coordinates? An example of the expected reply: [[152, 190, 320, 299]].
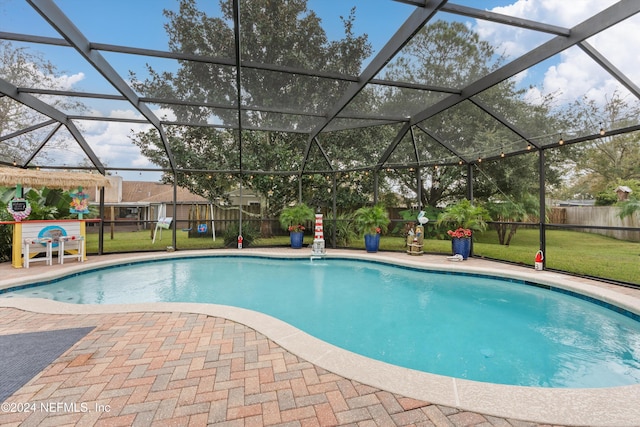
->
[[38, 225, 67, 248], [12, 200, 27, 211], [7, 198, 31, 221], [69, 190, 90, 214], [158, 217, 173, 229]]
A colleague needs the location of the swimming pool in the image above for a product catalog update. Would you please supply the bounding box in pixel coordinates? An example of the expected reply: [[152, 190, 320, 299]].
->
[[3, 256, 640, 388]]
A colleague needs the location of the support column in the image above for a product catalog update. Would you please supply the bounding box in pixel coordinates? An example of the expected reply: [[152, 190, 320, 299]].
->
[[539, 149, 547, 268], [467, 163, 474, 257], [466, 163, 473, 202], [415, 167, 422, 211], [332, 174, 337, 248], [373, 171, 379, 204], [172, 175, 177, 249], [98, 186, 104, 255]]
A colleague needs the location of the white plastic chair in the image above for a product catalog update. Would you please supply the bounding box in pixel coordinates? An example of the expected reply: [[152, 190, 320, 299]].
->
[[58, 235, 85, 265], [23, 237, 53, 268]]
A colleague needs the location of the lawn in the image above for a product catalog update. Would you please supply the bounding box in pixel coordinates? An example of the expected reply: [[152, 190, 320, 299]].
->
[[85, 228, 639, 285]]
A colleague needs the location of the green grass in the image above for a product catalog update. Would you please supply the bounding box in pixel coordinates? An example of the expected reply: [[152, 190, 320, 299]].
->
[[475, 228, 639, 285], [86, 228, 640, 285], [86, 231, 298, 252]]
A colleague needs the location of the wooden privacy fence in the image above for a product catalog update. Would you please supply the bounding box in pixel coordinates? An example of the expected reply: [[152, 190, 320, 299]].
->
[[183, 204, 296, 237], [181, 204, 264, 236], [554, 206, 639, 242]]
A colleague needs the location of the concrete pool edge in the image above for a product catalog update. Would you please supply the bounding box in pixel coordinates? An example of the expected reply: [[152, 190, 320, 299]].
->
[[1, 249, 639, 426]]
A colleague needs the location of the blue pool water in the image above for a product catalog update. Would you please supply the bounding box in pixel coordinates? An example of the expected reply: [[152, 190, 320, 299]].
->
[[3, 256, 640, 388]]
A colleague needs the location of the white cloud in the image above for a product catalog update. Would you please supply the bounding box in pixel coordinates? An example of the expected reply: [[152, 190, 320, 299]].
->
[[54, 72, 85, 91], [78, 107, 177, 174], [473, 0, 636, 106]]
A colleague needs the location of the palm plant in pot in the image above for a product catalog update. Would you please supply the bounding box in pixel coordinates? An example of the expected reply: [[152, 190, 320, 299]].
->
[[353, 204, 390, 253], [436, 198, 490, 259], [279, 202, 315, 248]]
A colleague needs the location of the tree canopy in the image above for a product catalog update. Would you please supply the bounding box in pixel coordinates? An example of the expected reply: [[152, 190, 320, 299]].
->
[[130, 0, 377, 213], [0, 41, 86, 165]]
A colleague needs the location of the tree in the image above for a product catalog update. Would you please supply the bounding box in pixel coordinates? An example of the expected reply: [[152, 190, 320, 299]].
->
[[485, 193, 540, 246], [435, 198, 490, 233], [560, 90, 640, 197], [133, 125, 237, 203], [618, 198, 640, 220], [0, 188, 14, 262], [0, 41, 86, 164], [379, 21, 565, 207], [130, 0, 373, 216]]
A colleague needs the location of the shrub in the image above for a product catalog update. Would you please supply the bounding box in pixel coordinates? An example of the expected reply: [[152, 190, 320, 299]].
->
[[323, 212, 356, 247], [595, 191, 617, 206], [0, 210, 12, 262], [223, 222, 259, 248], [279, 203, 315, 233], [352, 204, 390, 237]]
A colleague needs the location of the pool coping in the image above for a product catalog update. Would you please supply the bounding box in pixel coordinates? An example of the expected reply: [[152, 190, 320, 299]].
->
[[1, 248, 639, 426]]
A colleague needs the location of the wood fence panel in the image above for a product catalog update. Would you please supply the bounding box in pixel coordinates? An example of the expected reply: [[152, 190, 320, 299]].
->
[[563, 206, 639, 241]]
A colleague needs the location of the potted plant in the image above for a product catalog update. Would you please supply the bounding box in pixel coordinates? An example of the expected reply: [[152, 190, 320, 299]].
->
[[353, 204, 391, 253], [279, 202, 315, 248], [436, 199, 490, 259]]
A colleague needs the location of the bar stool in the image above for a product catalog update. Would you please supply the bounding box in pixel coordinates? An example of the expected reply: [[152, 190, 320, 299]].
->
[[23, 237, 53, 268], [58, 235, 85, 264]]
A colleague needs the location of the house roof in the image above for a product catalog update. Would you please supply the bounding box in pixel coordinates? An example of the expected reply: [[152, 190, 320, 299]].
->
[[121, 181, 209, 204], [615, 186, 633, 194]]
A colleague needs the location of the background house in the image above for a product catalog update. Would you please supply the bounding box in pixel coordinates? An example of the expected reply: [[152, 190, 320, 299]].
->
[[91, 176, 261, 234]]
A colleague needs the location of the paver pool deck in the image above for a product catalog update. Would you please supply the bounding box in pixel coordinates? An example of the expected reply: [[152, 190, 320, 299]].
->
[[1, 248, 639, 426]]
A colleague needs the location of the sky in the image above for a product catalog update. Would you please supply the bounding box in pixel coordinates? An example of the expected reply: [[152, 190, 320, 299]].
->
[[1, 0, 638, 181]]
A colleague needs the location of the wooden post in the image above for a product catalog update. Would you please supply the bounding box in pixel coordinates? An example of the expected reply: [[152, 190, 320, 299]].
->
[[150, 206, 155, 239], [12, 222, 22, 268], [110, 205, 115, 240]]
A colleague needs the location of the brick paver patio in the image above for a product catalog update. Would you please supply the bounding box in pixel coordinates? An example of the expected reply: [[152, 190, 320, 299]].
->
[[0, 308, 560, 426]]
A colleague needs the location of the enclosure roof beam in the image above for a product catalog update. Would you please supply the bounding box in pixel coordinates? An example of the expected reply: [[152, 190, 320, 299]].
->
[[469, 98, 539, 149], [27, 0, 176, 172], [64, 115, 313, 135], [301, 0, 448, 174], [0, 78, 67, 126], [409, 125, 420, 165], [0, 31, 69, 47], [411, 0, 640, 126], [18, 87, 411, 124], [441, 3, 570, 36], [17, 89, 413, 127], [0, 77, 105, 173], [375, 122, 412, 171], [96, 42, 460, 94], [23, 123, 63, 167], [392, 1, 570, 36], [413, 123, 470, 164], [391, 0, 427, 7], [0, 119, 57, 142], [1, 30, 460, 96], [18, 88, 126, 101], [313, 136, 335, 172], [579, 41, 640, 101]]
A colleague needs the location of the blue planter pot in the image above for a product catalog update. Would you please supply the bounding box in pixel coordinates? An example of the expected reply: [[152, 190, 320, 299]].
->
[[451, 237, 471, 259], [290, 231, 304, 249], [364, 233, 380, 253]]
